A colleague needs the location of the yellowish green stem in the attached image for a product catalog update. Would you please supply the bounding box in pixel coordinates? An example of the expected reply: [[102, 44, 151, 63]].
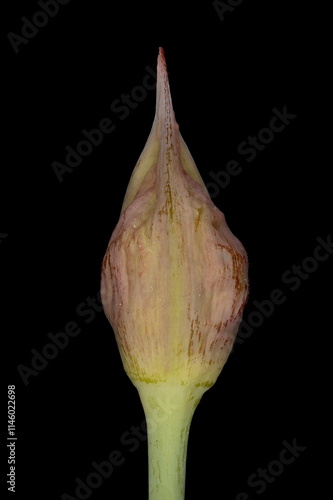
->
[[136, 381, 205, 500]]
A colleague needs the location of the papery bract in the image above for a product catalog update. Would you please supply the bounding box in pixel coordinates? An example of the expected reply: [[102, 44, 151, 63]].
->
[[101, 48, 248, 388]]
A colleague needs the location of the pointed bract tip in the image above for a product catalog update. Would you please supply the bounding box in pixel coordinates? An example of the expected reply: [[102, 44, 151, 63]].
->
[[158, 46, 167, 71]]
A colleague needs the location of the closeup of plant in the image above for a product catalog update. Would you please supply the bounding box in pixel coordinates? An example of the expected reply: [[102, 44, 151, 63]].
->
[[101, 47, 249, 500]]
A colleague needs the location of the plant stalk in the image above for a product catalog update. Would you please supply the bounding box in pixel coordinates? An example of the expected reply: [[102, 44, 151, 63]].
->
[[136, 381, 204, 500]]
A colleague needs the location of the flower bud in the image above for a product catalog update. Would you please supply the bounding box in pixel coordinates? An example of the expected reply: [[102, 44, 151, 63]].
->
[[101, 47, 248, 391]]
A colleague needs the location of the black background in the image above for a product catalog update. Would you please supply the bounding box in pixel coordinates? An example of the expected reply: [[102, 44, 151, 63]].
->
[[1, 1, 330, 499]]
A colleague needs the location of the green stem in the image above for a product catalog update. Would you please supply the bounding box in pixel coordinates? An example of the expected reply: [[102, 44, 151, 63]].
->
[[136, 382, 203, 500]]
